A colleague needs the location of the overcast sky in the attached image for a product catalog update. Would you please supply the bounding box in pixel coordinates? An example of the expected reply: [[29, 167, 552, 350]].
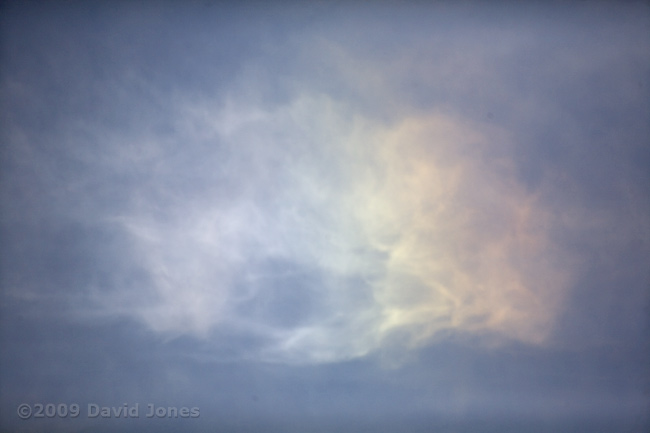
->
[[1, 2, 649, 432]]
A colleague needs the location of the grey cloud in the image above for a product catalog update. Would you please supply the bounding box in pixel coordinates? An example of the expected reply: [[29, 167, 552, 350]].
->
[[1, 3, 649, 432]]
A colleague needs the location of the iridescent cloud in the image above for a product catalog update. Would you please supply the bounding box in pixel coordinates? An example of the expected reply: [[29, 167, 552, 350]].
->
[[83, 93, 572, 364]]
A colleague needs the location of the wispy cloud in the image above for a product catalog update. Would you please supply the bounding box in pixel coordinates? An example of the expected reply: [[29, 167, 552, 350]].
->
[[3, 2, 648, 368], [65, 92, 572, 363]]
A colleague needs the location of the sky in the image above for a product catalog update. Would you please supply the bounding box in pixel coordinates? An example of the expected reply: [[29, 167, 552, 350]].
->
[[1, 1, 649, 432]]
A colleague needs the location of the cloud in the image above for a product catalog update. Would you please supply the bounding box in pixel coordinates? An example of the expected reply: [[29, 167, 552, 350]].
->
[[3, 2, 647, 367], [64, 91, 572, 364]]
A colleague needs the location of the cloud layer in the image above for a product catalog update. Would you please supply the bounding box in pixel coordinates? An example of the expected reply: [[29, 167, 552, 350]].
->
[[62, 92, 570, 364], [2, 2, 647, 368]]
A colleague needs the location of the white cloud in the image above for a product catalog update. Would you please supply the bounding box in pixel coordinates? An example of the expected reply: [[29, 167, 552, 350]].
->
[[77, 92, 574, 363]]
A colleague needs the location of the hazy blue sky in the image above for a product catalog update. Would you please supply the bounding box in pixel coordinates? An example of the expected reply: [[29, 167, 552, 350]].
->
[[1, 2, 649, 432]]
